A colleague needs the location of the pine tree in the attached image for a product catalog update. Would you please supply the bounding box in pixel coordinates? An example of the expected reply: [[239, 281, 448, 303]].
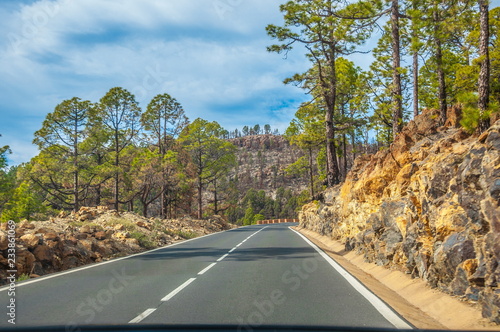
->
[[267, 0, 375, 186], [32, 97, 95, 211], [96, 87, 142, 211]]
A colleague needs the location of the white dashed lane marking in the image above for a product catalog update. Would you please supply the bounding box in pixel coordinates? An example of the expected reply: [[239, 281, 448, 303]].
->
[[161, 278, 196, 302], [128, 226, 269, 324], [217, 254, 229, 262], [129, 308, 156, 324], [198, 263, 217, 275]]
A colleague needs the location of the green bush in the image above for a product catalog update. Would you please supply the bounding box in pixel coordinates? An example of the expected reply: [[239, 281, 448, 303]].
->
[[17, 273, 30, 282], [459, 92, 498, 133], [130, 231, 155, 249], [177, 231, 197, 239], [253, 214, 265, 223]]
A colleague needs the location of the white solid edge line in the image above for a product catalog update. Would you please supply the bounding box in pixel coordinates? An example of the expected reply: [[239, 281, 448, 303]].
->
[[289, 227, 412, 330], [198, 263, 217, 275], [129, 308, 156, 324], [217, 254, 229, 262], [0, 228, 227, 292], [161, 278, 196, 302]]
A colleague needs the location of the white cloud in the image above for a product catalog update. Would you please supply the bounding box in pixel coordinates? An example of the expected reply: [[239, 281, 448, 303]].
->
[[0, 0, 311, 164]]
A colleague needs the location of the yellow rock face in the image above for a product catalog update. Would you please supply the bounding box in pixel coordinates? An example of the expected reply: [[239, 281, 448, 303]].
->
[[299, 109, 500, 323]]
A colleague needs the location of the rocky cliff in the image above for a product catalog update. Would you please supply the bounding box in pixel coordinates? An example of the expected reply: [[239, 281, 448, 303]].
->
[[230, 134, 307, 197], [0, 207, 232, 285], [299, 108, 500, 323]]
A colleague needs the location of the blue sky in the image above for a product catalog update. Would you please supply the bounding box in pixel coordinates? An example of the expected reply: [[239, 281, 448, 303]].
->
[[2, 1, 498, 166], [0, 0, 314, 165]]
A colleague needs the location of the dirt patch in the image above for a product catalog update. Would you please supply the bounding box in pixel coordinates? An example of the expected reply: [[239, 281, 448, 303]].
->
[[295, 226, 500, 330]]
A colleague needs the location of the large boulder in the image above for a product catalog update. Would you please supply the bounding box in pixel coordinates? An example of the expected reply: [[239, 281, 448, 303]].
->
[[33, 245, 53, 263], [20, 234, 40, 250]]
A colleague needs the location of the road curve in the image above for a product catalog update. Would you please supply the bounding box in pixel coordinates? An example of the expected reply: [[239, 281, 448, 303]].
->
[[0, 224, 411, 329]]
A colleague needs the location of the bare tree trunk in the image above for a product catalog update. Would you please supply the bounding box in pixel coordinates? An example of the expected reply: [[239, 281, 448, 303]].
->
[[391, 0, 403, 139], [478, 0, 490, 132]]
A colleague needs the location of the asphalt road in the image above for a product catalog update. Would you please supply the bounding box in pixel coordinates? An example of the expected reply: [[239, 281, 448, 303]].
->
[[0, 224, 411, 329]]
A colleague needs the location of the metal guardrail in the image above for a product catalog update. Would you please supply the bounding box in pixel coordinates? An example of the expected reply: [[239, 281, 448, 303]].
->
[[256, 219, 299, 225]]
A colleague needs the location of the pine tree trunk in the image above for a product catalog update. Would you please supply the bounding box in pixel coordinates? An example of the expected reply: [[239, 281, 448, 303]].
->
[[73, 153, 79, 213], [308, 147, 314, 199], [326, 108, 339, 186], [214, 178, 218, 215], [342, 134, 347, 180], [478, 0, 490, 132], [161, 185, 166, 219], [95, 153, 103, 206], [74, 170, 79, 212], [114, 133, 120, 211], [351, 132, 356, 163], [434, 9, 447, 125], [73, 121, 80, 212], [391, 0, 403, 140], [412, 0, 419, 118], [325, 46, 340, 187], [413, 52, 419, 118], [197, 176, 203, 219]]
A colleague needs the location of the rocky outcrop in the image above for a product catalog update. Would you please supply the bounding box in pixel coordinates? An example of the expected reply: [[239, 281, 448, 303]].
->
[[229, 134, 307, 197], [299, 108, 500, 323], [0, 207, 232, 285]]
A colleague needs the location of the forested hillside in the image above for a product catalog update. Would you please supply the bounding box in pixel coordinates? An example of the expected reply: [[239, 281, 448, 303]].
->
[[0, 92, 308, 225]]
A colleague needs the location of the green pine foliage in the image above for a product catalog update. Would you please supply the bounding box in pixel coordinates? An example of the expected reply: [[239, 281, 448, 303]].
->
[[2, 1, 500, 223], [1, 182, 46, 222]]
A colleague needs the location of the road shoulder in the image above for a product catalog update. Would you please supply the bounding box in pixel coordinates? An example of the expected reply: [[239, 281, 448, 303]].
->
[[294, 226, 499, 330]]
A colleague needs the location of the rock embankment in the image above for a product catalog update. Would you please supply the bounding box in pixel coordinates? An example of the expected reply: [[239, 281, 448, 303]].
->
[[299, 108, 500, 323], [0, 207, 232, 285]]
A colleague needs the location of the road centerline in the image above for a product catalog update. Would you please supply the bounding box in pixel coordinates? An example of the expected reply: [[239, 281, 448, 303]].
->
[[127, 225, 270, 325], [129, 308, 156, 324], [217, 254, 229, 262], [161, 278, 196, 302], [198, 263, 217, 275]]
